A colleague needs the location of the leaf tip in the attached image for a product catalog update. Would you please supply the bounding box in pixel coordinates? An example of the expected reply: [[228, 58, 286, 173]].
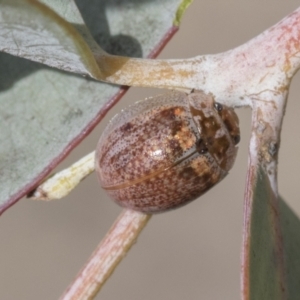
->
[[174, 0, 193, 27]]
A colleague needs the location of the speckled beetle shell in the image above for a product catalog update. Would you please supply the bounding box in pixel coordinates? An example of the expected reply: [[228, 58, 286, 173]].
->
[[95, 90, 240, 213]]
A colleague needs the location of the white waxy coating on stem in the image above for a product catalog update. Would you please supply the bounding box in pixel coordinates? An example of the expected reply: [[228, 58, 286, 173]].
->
[[100, 7, 300, 109], [60, 209, 151, 300], [29, 151, 95, 200]]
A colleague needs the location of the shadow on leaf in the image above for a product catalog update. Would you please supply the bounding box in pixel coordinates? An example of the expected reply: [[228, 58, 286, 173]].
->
[[75, 0, 143, 57]]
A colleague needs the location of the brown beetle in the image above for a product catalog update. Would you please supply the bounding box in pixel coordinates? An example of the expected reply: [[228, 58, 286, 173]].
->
[[95, 90, 240, 213]]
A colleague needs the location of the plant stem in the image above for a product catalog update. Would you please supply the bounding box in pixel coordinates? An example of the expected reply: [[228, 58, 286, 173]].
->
[[29, 151, 95, 201], [241, 92, 288, 300], [60, 209, 151, 300], [95, 6, 300, 108]]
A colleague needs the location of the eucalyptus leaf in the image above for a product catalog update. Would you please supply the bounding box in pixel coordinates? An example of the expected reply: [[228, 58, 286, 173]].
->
[[0, 0, 189, 214], [0, 0, 101, 78], [248, 168, 285, 299], [246, 167, 300, 300], [280, 197, 300, 300]]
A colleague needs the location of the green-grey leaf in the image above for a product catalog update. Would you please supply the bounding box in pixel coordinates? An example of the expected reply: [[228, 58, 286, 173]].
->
[[0, 0, 102, 78], [249, 168, 286, 299], [0, 0, 189, 213], [37, 0, 104, 55], [247, 167, 300, 299], [0, 0, 190, 77], [280, 197, 300, 299]]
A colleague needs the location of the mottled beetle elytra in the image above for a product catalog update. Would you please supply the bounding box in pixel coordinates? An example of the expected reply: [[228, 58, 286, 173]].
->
[[95, 90, 240, 213]]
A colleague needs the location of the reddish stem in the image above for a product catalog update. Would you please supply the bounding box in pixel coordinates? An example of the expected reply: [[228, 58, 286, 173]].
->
[[60, 209, 151, 300]]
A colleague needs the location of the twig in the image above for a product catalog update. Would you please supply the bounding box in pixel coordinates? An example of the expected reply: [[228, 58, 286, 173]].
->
[[29, 151, 95, 201], [60, 209, 151, 300]]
